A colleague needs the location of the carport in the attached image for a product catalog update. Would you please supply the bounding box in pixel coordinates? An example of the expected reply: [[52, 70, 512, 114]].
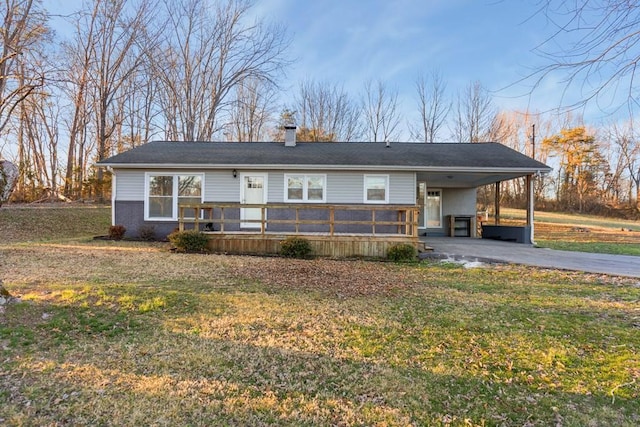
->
[[418, 169, 546, 244]]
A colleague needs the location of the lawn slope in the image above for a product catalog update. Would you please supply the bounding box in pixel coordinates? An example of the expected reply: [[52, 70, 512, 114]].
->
[[1, 206, 639, 426]]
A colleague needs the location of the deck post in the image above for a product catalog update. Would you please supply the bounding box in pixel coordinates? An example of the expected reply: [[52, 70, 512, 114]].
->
[[372, 210, 376, 235], [329, 207, 335, 236]]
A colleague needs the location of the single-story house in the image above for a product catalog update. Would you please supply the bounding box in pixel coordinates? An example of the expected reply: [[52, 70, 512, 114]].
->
[[97, 127, 551, 257]]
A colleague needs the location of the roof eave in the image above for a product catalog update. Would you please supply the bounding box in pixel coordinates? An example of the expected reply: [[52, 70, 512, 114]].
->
[[97, 162, 551, 174]]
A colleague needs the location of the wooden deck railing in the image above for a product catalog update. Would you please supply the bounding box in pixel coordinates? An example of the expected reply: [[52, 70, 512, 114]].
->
[[178, 203, 419, 238]]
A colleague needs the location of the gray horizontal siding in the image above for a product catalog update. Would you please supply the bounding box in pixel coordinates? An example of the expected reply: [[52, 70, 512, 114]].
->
[[267, 171, 284, 202], [326, 171, 415, 204], [113, 168, 416, 205], [389, 172, 415, 204], [204, 170, 237, 202], [115, 170, 144, 201]]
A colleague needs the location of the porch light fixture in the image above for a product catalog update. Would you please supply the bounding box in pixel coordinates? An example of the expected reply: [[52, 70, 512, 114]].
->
[[233, 169, 237, 178]]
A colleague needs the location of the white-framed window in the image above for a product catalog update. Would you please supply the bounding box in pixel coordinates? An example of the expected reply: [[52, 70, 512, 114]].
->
[[285, 174, 326, 203], [426, 189, 442, 228], [145, 173, 203, 220], [364, 174, 389, 204]]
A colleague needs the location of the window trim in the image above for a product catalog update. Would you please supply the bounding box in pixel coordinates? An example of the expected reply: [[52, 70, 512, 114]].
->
[[284, 173, 327, 203], [363, 174, 389, 204], [144, 172, 204, 221]]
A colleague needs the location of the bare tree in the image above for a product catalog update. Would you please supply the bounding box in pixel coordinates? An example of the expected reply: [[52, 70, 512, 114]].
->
[[114, 62, 162, 152], [15, 90, 61, 201], [411, 70, 449, 143], [60, 0, 155, 200], [0, 0, 47, 140], [225, 77, 276, 141], [61, 3, 98, 198], [607, 122, 640, 206], [150, 0, 290, 141], [532, 0, 640, 111], [91, 0, 156, 201], [293, 79, 362, 142], [361, 79, 400, 142], [451, 81, 498, 142]]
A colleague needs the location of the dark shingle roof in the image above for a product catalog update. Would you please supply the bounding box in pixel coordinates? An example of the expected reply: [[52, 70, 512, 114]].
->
[[98, 141, 550, 172]]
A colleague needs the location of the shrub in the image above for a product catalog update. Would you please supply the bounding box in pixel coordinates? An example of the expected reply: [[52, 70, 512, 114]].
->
[[138, 225, 156, 241], [280, 236, 313, 259], [168, 230, 209, 253], [108, 224, 126, 240], [386, 243, 417, 262]]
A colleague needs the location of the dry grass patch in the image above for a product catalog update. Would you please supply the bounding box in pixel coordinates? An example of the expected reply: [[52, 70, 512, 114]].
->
[[0, 204, 111, 244], [1, 206, 640, 425], [497, 208, 640, 255]]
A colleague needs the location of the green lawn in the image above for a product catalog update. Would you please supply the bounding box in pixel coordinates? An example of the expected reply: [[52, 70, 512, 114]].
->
[[535, 240, 640, 256], [1, 205, 639, 426]]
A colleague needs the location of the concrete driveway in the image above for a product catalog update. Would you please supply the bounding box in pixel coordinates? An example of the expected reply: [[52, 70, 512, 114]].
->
[[421, 237, 640, 278]]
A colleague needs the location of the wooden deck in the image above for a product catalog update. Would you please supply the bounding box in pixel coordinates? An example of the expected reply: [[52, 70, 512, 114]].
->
[[178, 203, 419, 257]]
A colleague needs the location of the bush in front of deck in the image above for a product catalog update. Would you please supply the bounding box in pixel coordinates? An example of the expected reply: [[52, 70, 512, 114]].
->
[[386, 243, 417, 262], [108, 225, 126, 240], [280, 237, 313, 259], [168, 230, 209, 253]]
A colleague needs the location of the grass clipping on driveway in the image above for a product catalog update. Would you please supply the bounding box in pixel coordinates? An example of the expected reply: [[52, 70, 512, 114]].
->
[[1, 206, 639, 425]]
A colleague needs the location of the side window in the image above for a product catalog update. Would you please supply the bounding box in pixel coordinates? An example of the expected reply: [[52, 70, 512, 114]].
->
[[146, 173, 203, 220], [285, 174, 326, 202], [307, 176, 324, 201], [364, 175, 389, 203], [148, 175, 174, 218], [286, 175, 304, 201]]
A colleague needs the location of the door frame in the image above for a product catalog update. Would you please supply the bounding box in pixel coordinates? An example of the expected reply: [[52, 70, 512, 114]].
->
[[417, 182, 443, 231], [240, 172, 268, 228]]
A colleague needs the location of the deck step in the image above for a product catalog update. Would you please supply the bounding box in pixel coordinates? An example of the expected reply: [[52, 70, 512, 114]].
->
[[418, 243, 434, 253]]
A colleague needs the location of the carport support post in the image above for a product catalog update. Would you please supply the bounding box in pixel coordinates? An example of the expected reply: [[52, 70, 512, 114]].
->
[[494, 181, 500, 225], [526, 174, 535, 244]]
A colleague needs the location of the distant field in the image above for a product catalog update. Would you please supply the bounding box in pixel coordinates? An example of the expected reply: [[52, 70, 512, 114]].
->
[[500, 208, 640, 231], [498, 208, 640, 256]]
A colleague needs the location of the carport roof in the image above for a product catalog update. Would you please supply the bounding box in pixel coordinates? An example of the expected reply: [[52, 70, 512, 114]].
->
[[99, 141, 551, 176]]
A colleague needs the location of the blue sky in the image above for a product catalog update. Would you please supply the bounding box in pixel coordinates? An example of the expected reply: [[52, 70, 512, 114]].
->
[[46, 0, 625, 134], [253, 0, 562, 110]]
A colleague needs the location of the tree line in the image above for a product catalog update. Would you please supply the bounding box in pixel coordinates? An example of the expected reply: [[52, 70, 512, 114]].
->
[[0, 0, 638, 216]]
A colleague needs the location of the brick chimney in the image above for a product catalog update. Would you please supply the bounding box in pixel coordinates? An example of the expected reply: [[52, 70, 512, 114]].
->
[[284, 125, 297, 147]]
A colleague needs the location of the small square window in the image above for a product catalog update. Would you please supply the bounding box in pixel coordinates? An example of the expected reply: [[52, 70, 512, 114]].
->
[[364, 175, 389, 204]]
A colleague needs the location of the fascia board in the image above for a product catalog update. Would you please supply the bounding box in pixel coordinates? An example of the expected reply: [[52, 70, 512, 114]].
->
[[99, 163, 551, 174]]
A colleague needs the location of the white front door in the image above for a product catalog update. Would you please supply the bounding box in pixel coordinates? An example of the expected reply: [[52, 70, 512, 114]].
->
[[240, 174, 267, 228]]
